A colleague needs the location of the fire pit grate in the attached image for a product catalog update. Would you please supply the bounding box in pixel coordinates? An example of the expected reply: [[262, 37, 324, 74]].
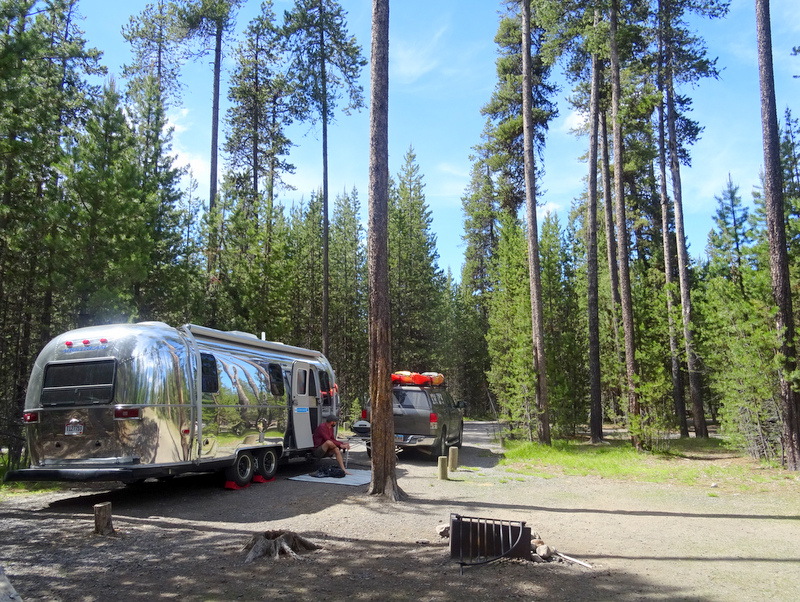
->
[[449, 513, 531, 573]]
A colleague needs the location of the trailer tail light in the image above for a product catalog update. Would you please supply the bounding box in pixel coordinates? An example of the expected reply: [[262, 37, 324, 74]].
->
[[23, 411, 40, 423], [361, 409, 368, 420], [114, 407, 141, 420]]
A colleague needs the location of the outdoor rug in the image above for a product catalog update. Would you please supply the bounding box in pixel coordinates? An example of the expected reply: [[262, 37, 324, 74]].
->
[[289, 468, 371, 486]]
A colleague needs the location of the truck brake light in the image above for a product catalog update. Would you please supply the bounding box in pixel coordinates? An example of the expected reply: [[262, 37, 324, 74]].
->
[[114, 407, 141, 420], [23, 411, 40, 423], [361, 409, 368, 420], [429, 412, 438, 424]]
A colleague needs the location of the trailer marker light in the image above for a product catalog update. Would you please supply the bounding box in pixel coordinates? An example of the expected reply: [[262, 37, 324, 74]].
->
[[114, 407, 141, 420], [23, 411, 40, 423], [99, 338, 108, 344], [82, 339, 90, 346], [65, 341, 73, 347]]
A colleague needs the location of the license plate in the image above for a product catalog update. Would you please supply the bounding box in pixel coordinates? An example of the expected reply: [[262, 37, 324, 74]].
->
[[64, 423, 84, 436], [394, 434, 404, 442]]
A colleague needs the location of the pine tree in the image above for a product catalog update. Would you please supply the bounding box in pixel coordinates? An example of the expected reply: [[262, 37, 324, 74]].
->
[[755, 0, 800, 469], [0, 0, 102, 466], [225, 1, 297, 211], [539, 212, 587, 437], [458, 147, 497, 417], [387, 148, 447, 371], [123, 2, 199, 323], [59, 81, 149, 325], [328, 188, 368, 417], [283, 0, 366, 356], [480, 6, 556, 216], [486, 211, 536, 440], [366, 0, 399, 500], [177, 0, 245, 211], [286, 192, 325, 350]]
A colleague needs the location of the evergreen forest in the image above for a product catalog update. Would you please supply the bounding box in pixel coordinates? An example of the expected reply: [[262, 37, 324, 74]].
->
[[1, 0, 799, 472]]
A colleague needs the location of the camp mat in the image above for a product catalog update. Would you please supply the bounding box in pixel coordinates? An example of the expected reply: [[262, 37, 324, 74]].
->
[[288, 468, 371, 486]]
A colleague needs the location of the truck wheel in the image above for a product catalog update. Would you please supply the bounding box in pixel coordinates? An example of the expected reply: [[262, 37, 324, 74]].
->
[[225, 451, 255, 487], [255, 448, 278, 480]]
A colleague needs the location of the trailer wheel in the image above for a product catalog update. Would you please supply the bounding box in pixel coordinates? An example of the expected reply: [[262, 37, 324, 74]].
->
[[225, 451, 255, 487], [255, 448, 278, 480]]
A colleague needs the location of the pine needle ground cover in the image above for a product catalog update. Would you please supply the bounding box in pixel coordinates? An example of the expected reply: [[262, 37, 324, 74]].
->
[[501, 436, 800, 494]]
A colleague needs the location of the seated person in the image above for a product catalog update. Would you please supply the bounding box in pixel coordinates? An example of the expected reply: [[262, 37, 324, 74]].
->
[[312, 415, 351, 474]]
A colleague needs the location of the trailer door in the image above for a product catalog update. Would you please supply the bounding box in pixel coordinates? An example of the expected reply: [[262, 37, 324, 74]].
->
[[291, 361, 315, 449]]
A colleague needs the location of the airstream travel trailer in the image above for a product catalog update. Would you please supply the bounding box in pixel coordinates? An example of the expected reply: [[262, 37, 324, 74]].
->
[[5, 322, 339, 487]]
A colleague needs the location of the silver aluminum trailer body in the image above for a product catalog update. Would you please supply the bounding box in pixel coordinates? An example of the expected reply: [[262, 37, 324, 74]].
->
[[5, 322, 338, 484]]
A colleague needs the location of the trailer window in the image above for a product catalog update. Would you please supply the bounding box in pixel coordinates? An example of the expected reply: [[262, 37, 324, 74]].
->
[[309, 370, 318, 396], [319, 370, 331, 405], [268, 363, 284, 397], [201, 353, 219, 393], [297, 369, 308, 395], [41, 359, 116, 406]]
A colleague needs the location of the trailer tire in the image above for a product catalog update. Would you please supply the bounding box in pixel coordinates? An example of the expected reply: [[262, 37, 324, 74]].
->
[[255, 448, 278, 480], [225, 451, 255, 487]]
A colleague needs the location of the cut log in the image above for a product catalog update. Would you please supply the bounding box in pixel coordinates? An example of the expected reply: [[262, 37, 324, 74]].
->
[[93, 502, 114, 536], [242, 530, 320, 564]]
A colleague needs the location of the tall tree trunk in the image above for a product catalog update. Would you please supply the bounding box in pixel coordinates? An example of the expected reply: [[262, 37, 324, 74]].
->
[[657, 117, 689, 438], [320, 0, 330, 357], [210, 22, 222, 211], [367, 0, 402, 498], [665, 26, 707, 438], [609, 0, 640, 449], [755, 0, 800, 469], [656, 9, 689, 438], [601, 112, 624, 413], [587, 25, 603, 444], [520, 0, 550, 445]]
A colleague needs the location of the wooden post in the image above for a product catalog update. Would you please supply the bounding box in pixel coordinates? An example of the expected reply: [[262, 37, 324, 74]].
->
[[437, 456, 448, 480], [448, 446, 459, 471], [93, 502, 114, 536]]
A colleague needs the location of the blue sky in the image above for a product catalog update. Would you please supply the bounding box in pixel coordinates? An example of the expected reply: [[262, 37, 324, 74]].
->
[[78, 0, 799, 277]]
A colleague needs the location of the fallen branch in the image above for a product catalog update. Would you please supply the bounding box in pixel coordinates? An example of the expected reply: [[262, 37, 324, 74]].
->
[[242, 530, 320, 564], [554, 550, 592, 569]]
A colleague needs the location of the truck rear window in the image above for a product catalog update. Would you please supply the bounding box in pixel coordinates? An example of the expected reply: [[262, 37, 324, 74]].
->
[[41, 359, 116, 406], [393, 389, 429, 410]]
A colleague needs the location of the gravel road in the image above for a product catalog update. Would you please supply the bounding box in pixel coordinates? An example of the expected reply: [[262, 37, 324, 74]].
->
[[1, 421, 799, 601]]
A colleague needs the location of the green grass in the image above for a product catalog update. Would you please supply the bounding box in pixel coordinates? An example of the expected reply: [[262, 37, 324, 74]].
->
[[500, 437, 800, 492], [0, 454, 65, 499]]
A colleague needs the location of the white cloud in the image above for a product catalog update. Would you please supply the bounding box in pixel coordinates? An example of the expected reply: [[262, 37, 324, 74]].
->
[[561, 109, 587, 135], [437, 162, 468, 179], [540, 201, 561, 218], [392, 25, 448, 84], [166, 108, 191, 136]]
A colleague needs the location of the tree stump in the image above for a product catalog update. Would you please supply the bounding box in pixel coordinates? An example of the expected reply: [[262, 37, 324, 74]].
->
[[242, 530, 320, 564], [93, 502, 114, 536]]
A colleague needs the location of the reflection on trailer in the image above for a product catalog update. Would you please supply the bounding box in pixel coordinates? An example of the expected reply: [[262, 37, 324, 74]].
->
[[5, 323, 339, 487]]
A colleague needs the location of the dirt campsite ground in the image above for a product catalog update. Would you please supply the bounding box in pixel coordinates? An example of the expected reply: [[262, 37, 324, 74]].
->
[[2, 421, 799, 601]]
